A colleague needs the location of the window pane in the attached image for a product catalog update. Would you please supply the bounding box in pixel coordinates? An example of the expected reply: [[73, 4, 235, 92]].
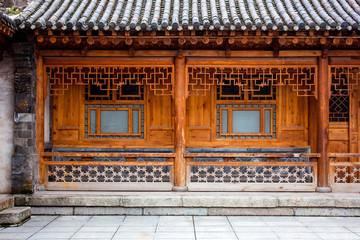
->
[[121, 84, 139, 96], [90, 110, 96, 133], [100, 110, 128, 133], [222, 110, 228, 134], [265, 110, 271, 134], [232, 110, 260, 133], [133, 110, 139, 134]]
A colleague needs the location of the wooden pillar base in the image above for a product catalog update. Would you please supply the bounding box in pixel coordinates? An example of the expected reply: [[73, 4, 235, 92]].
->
[[172, 186, 188, 192], [315, 187, 332, 193]]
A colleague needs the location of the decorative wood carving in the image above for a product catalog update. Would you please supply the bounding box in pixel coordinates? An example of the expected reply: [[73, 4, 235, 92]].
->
[[45, 66, 174, 96], [330, 66, 360, 96], [187, 66, 317, 97]]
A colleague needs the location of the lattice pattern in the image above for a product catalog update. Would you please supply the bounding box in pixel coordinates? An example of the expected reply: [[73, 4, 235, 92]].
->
[[329, 95, 349, 122], [330, 66, 360, 96], [190, 165, 314, 183], [333, 166, 360, 183], [188, 66, 317, 97], [48, 165, 171, 183], [46, 66, 174, 96]]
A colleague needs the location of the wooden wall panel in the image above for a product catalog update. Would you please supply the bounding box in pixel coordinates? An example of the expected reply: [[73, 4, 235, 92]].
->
[[329, 123, 349, 161], [187, 94, 212, 143], [279, 86, 308, 142], [52, 85, 175, 148], [52, 85, 81, 142], [148, 88, 174, 144]]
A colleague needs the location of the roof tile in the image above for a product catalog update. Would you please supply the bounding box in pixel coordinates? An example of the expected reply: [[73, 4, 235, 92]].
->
[[14, 0, 360, 31]]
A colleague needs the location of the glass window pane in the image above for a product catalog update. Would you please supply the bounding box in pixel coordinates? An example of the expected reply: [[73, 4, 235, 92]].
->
[[232, 110, 260, 133], [90, 110, 96, 133], [222, 110, 228, 134], [265, 110, 271, 134], [132, 110, 139, 134], [100, 110, 128, 133]]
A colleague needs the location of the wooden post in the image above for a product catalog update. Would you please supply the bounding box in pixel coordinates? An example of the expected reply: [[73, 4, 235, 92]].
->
[[316, 55, 331, 192], [36, 55, 45, 186], [172, 55, 188, 191]]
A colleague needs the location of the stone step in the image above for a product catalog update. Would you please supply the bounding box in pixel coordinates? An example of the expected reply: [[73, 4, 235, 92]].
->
[[14, 192, 360, 217], [0, 196, 14, 211], [0, 207, 31, 226]]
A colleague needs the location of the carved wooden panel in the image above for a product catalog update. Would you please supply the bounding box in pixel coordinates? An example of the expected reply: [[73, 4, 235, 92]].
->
[[187, 66, 317, 97], [190, 165, 314, 184], [48, 165, 171, 183], [330, 66, 360, 96], [45, 66, 174, 96]]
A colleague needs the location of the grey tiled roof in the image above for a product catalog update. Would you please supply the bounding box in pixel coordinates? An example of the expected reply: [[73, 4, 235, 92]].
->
[[15, 0, 360, 31], [0, 11, 16, 30]]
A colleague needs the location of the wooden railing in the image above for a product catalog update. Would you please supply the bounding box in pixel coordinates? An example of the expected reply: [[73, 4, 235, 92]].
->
[[39, 152, 322, 191], [40, 152, 175, 191], [329, 153, 360, 193], [185, 153, 320, 192]]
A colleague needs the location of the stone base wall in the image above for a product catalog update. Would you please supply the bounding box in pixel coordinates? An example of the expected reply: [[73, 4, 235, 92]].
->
[[0, 51, 15, 193], [11, 36, 37, 193]]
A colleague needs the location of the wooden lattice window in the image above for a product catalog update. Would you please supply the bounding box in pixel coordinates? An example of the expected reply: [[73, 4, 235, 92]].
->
[[85, 104, 144, 139], [85, 81, 144, 101], [216, 81, 276, 101], [329, 67, 351, 122], [217, 104, 276, 139], [329, 95, 349, 122]]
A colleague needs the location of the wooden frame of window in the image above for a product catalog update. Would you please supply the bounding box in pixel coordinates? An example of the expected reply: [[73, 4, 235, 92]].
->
[[217, 104, 276, 139], [85, 104, 144, 139]]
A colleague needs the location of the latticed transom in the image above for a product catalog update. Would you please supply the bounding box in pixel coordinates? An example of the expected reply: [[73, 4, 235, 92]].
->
[[46, 66, 174, 96], [187, 66, 317, 97]]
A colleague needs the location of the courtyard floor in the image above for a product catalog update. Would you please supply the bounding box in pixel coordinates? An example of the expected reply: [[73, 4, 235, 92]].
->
[[0, 215, 360, 239]]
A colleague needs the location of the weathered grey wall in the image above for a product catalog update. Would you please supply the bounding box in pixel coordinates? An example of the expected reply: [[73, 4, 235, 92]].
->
[[0, 50, 15, 193], [12, 37, 37, 193]]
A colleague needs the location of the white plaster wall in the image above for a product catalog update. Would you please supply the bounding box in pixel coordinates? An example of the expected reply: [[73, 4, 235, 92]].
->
[[0, 51, 15, 193]]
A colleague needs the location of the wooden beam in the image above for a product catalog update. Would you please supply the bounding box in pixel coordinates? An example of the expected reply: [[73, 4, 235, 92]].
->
[[36, 55, 45, 186], [43, 57, 175, 65], [316, 56, 331, 192], [279, 50, 321, 57], [186, 57, 317, 65], [329, 50, 360, 56], [38, 50, 333, 58], [173, 55, 187, 191], [329, 57, 360, 65]]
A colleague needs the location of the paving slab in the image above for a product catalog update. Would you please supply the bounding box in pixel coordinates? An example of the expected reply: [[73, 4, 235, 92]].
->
[[0, 214, 360, 240]]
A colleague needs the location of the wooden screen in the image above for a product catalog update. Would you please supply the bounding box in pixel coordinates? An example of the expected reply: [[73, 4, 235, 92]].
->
[[47, 65, 175, 148], [186, 65, 310, 148]]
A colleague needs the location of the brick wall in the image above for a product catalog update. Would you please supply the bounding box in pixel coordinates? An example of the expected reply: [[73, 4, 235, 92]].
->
[[11, 34, 37, 193]]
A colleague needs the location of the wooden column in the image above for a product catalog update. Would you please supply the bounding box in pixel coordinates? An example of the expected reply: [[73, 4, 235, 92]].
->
[[316, 56, 331, 192], [36, 55, 45, 186], [172, 56, 188, 191]]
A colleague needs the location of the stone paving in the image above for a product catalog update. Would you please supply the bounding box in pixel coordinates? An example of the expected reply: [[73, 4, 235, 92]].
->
[[0, 215, 360, 240]]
